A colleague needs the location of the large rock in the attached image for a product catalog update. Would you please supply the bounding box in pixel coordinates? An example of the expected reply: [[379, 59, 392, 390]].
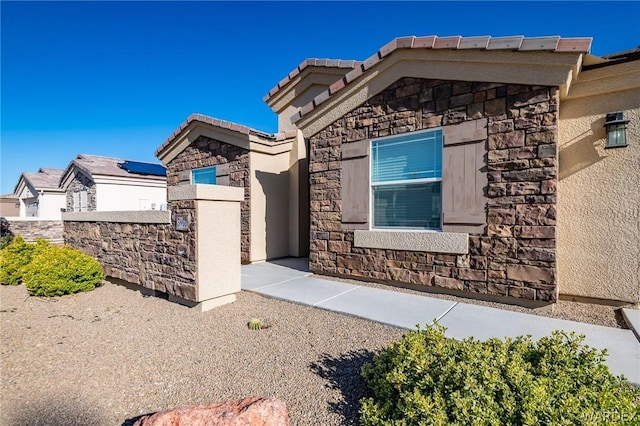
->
[[132, 396, 290, 426]]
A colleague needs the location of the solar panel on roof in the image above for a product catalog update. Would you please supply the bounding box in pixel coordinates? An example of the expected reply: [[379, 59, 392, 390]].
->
[[117, 161, 166, 177]]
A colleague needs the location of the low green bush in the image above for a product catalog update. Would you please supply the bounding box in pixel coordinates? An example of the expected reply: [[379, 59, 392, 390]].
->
[[23, 245, 105, 296], [0, 234, 14, 250], [360, 324, 639, 426], [0, 236, 49, 285]]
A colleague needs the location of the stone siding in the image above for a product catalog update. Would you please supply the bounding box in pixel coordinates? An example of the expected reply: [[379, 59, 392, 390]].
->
[[66, 171, 97, 212], [308, 77, 558, 302], [1, 218, 64, 244], [63, 202, 198, 300], [166, 136, 251, 263]]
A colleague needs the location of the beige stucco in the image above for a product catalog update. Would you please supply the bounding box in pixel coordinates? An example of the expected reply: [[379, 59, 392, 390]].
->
[[558, 63, 640, 304], [249, 149, 291, 262]]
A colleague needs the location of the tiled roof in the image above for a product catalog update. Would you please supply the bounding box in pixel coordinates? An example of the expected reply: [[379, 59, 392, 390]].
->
[[282, 35, 592, 123], [155, 113, 298, 157], [66, 154, 166, 181], [22, 168, 65, 190], [263, 58, 362, 102]]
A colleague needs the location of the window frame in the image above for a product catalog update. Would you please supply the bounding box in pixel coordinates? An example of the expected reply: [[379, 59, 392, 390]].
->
[[191, 165, 217, 185], [369, 128, 444, 231]]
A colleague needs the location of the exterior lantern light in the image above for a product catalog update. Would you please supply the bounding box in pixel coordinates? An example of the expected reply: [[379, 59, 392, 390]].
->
[[604, 111, 629, 148]]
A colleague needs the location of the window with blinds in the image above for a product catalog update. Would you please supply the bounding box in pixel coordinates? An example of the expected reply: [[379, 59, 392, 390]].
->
[[191, 166, 217, 185], [371, 129, 443, 230]]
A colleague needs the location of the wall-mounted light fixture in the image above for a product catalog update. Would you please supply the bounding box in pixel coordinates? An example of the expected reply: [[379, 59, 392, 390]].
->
[[604, 111, 629, 148]]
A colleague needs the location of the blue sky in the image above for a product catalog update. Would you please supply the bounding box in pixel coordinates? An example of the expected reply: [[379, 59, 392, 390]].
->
[[1, 1, 639, 195]]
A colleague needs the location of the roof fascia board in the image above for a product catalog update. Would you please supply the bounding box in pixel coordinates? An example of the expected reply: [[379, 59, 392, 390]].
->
[[92, 176, 167, 187], [565, 65, 640, 100], [60, 164, 93, 191], [297, 49, 583, 138], [267, 67, 354, 112], [158, 122, 293, 165]]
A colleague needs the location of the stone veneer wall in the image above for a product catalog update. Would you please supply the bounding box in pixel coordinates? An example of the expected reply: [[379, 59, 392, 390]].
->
[[166, 136, 251, 263], [308, 77, 559, 302], [66, 171, 97, 212], [1, 218, 64, 244], [64, 203, 198, 300]]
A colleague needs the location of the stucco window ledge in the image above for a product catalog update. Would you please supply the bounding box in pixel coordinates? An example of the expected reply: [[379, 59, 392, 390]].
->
[[354, 230, 469, 254]]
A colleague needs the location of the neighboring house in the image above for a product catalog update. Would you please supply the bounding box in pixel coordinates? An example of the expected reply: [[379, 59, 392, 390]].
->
[[60, 154, 167, 212], [157, 35, 639, 306], [0, 194, 20, 217], [13, 168, 66, 219]]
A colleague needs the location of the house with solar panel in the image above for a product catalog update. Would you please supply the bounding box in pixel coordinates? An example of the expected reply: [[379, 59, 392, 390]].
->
[[59, 154, 167, 212], [13, 168, 66, 219]]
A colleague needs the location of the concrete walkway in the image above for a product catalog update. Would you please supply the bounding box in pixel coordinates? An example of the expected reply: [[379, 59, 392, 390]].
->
[[242, 258, 640, 385]]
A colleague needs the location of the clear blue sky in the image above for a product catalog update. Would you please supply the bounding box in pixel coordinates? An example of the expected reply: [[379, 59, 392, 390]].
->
[[2, 1, 639, 195]]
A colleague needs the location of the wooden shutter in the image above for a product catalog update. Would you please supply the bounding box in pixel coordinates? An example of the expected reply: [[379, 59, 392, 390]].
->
[[442, 119, 487, 233], [341, 139, 369, 229], [73, 192, 80, 212], [215, 163, 230, 186], [80, 191, 88, 212], [177, 170, 190, 185]]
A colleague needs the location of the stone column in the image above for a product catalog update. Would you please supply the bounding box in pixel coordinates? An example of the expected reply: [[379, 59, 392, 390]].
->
[[168, 184, 244, 312]]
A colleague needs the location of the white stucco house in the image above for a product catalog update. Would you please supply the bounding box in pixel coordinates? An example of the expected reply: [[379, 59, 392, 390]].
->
[[13, 168, 66, 219], [60, 154, 167, 212]]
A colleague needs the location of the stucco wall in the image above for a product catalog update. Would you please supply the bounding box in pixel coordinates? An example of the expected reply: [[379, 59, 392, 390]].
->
[[39, 192, 66, 219], [95, 183, 166, 211], [558, 89, 640, 304], [250, 150, 291, 262]]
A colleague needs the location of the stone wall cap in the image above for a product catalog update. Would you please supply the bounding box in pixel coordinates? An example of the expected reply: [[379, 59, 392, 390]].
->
[[168, 184, 244, 202], [62, 210, 171, 224]]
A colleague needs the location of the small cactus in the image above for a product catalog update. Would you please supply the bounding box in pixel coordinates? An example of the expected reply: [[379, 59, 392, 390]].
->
[[248, 318, 263, 330]]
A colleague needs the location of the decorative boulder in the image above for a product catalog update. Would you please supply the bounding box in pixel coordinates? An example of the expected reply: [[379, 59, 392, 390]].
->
[[132, 396, 290, 426]]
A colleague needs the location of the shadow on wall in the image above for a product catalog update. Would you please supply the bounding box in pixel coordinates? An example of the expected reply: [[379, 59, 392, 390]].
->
[[309, 349, 377, 426], [559, 117, 608, 181], [255, 169, 290, 261]]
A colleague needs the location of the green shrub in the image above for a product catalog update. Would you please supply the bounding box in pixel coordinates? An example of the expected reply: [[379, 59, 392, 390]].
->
[[0, 236, 49, 285], [23, 245, 105, 296], [360, 324, 640, 426], [0, 234, 14, 250]]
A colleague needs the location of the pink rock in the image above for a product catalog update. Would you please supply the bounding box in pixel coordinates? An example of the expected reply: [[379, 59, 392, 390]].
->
[[132, 396, 290, 426]]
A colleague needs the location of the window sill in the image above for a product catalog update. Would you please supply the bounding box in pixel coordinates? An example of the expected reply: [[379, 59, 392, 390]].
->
[[354, 230, 469, 254]]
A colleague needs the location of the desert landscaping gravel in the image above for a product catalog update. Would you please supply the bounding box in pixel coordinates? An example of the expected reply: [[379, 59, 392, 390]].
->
[[1, 282, 405, 426], [1, 278, 631, 425]]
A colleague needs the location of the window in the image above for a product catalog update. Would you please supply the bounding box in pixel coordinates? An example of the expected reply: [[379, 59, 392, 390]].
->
[[371, 129, 442, 230], [191, 166, 217, 185], [73, 190, 88, 212]]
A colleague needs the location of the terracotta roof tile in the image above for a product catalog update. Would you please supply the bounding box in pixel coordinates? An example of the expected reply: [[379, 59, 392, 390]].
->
[[263, 58, 363, 102], [290, 34, 593, 123], [412, 36, 437, 48], [433, 36, 461, 49]]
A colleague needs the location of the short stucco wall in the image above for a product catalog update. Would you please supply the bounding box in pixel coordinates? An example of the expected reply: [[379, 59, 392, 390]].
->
[[558, 91, 640, 304], [1, 217, 64, 244]]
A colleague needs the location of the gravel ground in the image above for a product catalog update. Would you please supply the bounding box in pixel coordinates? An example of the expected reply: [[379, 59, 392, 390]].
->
[[1, 278, 634, 426], [1, 282, 405, 426]]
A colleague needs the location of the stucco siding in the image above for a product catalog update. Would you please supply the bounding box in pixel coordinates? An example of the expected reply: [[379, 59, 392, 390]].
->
[[95, 183, 166, 211], [558, 90, 640, 303]]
